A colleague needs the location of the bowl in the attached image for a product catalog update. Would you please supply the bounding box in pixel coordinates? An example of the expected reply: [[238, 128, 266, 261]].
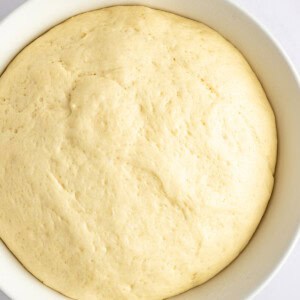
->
[[0, 0, 299, 299]]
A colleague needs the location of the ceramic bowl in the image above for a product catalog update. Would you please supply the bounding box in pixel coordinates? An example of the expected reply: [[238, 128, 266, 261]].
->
[[0, 0, 299, 299]]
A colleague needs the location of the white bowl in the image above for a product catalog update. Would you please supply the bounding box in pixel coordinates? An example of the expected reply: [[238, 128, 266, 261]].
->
[[0, 0, 299, 299]]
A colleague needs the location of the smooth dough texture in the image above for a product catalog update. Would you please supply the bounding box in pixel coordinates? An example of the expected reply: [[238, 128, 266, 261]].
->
[[0, 6, 276, 300]]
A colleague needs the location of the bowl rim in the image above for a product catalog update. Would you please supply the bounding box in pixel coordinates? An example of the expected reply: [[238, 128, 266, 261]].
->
[[0, 0, 299, 299]]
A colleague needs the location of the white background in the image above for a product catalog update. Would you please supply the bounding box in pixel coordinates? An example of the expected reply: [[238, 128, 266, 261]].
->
[[0, 0, 299, 299]]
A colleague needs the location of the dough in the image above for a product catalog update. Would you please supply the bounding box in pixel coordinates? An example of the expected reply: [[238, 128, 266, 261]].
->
[[0, 6, 277, 300]]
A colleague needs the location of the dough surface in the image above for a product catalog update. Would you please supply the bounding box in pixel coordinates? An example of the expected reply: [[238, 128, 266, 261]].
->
[[0, 6, 276, 300]]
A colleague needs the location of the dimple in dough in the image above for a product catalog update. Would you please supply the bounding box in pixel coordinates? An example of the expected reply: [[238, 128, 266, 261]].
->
[[0, 6, 277, 300]]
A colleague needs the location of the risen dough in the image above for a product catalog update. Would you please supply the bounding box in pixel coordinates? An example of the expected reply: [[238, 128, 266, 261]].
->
[[0, 6, 276, 300]]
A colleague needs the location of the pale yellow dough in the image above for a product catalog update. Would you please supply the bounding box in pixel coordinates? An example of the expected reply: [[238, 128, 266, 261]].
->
[[0, 6, 276, 300]]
